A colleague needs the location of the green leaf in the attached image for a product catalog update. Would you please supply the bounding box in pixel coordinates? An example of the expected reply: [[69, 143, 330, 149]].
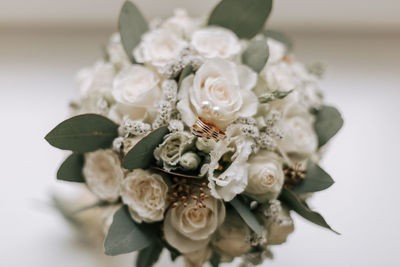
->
[[314, 105, 344, 147], [151, 166, 201, 179], [178, 65, 194, 89], [104, 206, 157, 256], [45, 114, 118, 153], [230, 197, 263, 235], [209, 252, 221, 267], [279, 188, 339, 234], [56, 153, 85, 183], [119, 1, 148, 63], [122, 126, 170, 170], [263, 29, 293, 51], [208, 0, 273, 39], [242, 39, 269, 73], [293, 161, 334, 194], [136, 242, 163, 267]]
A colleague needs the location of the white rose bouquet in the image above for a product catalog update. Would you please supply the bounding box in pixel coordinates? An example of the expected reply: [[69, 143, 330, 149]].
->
[[45, 0, 343, 266]]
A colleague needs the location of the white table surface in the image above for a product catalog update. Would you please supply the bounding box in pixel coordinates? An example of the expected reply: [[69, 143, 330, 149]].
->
[[1, 29, 399, 267]]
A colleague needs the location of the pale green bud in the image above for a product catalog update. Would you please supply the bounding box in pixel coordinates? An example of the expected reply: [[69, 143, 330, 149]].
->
[[179, 152, 201, 171]]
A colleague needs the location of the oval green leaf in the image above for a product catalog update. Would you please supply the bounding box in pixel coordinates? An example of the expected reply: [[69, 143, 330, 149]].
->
[[122, 126, 170, 170], [263, 29, 293, 51], [230, 197, 263, 235], [314, 105, 344, 147], [57, 153, 85, 183], [119, 1, 148, 63], [293, 161, 334, 194], [280, 188, 339, 234], [136, 242, 163, 267], [45, 114, 118, 152], [242, 39, 269, 73], [208, 0, 273, 39], [104, 206, 157, 256]]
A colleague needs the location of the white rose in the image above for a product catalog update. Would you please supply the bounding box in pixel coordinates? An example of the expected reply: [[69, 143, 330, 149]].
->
[[177, 58, 258, 129], [111, 65, 161, 121], [83, 149, 123, 202], [76, 61, 115, 99], [191, 27, 241, 59], [261, 61, 300, 92], [106, 33, 131, 70], [134, 28, 187, 67], [162, 9, 199, 38], [163, 197, 225, 253], [278, 115, 318, 156], [121, 169, 168, 223], [266, 38, 286, 64], [212, 210, 252, 257], [204, 125, 254, 201], [245, 151, 284, 202]]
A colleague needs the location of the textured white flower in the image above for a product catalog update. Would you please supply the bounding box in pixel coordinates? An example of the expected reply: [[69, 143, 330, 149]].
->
[[245, 151, 284, 202], [164, 197, 225, 253], [111, 65, 161, 121], [83, 149, 123, 202], [212, 210, 252, 257], [76, 61, 115, 99], [266, 38, 286, 64], [177, 58, 258, 129], [134, 28, 187, 67], [205, 126, 254, 201], [106, 33, 131, 70], [191, 27, 241, 59], [278, 115, 318, 156], [162, 9, 199, 38], [121, 169, 168, 223]]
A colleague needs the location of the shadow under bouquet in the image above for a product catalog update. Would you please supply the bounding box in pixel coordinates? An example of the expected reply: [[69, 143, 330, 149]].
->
[[45, 0, 343, 266]]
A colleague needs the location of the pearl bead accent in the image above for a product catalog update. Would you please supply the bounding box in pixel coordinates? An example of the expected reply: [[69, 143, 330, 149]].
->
[[212, 106, 221, 117], [201, 101, 212, 112]]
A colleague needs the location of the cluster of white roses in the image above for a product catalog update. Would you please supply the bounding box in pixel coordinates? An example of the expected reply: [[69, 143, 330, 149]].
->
[[68, 8, 327, 267]]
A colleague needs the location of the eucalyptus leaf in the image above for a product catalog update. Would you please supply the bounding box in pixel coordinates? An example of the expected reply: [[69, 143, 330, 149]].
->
[[258, 89, 293, 103], [122, 126, 170, 170], [208, 0, 273, 39], [242, 39, 269, 72], [279, 188, 339, 234], [178, 65, 194, 89], [263, 29, 293, 51], [314, 105, 344, 147], [104, 206, 157, 256], [119, 1, 148, 63], [45, 114, 118, 152], [57, 153, 85, 183], [136, 241, 163, 267], [293, 161, 334, 194], [152, 166, 201, 179], [230, 197, 263, 235], [209, 252, 221, 267]]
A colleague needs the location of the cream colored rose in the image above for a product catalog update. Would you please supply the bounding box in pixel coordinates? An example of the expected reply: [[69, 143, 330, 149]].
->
[[111, 65, 161, 121], [278, 115, 318, 156], [76, 61, 115, 98], [212, 210, 251, 257], [134, 28, 187, 67], [121, 169, 168, 223], [191, 27, 241, 59], [163, 197, 225, 253], [183, 246, 212, 267], [177, 58, 258, 129], [162, 9, 199, 38], [245, 151, 284, 202], [266, 38, 287, 64], [83, 149, 123, 202]]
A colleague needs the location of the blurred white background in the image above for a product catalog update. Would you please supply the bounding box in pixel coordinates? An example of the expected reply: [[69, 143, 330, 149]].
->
[[1, 0, 400, 267]]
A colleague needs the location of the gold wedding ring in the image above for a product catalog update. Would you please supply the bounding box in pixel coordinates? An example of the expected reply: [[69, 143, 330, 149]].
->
[[191, 117, 226, 140]]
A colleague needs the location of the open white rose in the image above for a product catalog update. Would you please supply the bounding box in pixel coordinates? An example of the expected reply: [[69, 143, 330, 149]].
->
[[245, 151, 284, 202], [191, 27, 241, 59], [177, 58, 258, 129], [134, 28, 187, 67], [162, 9, 199, 38], [278, 115, 318, 156], [121, 169, 168, 223], [83, 149, 123, 202], [266, 38, 286, 64], [163, 197, 225, 253], [111, 65, 161, 122], [205, 126, 254, 201]]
